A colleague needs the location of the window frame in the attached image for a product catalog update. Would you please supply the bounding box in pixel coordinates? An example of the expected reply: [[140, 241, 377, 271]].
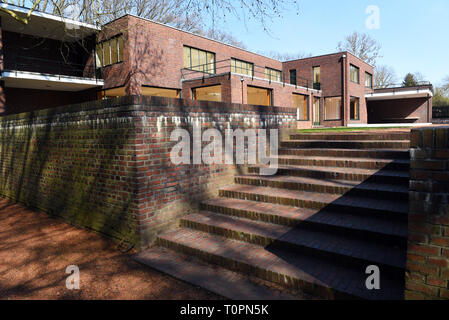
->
[[324, 96, 342, 121], [191, 84, 222, 102], [289, 69, 297, 85], [292, 93, 309, 121], [183, 45, 216, 74], [247, 85, 273, 107], [96, 34, 124, 68], [312, 66, 321, 90], [231, 58, 254, 77], [350, 96, 360, 121], [365, 72, 373, 88], [350, 64, 360, 84], [265, 67, 282, 82]]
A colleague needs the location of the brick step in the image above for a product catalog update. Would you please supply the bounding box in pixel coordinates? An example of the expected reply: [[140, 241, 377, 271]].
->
[[274, 155, 410, 171], [279, 148, 410, 159], [201, 198, 408, 242], [281, 140, 410, 150], [157, 228, 405, 300], [218, 185, 408, 219], [134, 247, 300, 300], [181, 211, 406, 270], [234, 175, 409, 201], [248, 165, 409, 185], [290, 132, 410, 141]]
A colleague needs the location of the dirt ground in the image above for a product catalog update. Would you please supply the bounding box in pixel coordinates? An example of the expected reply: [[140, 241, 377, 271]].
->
[[0, 198, 221, 300]]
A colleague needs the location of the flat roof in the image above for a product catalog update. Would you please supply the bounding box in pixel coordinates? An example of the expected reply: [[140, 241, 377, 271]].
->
[[283, 51, 375, 68], [0, 3, 99, 41]]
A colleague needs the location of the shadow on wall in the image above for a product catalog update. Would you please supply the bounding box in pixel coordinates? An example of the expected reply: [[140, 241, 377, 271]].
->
[[0, 101, 140, 248]]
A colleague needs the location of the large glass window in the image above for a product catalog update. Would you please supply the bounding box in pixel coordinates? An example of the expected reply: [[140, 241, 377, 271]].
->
[[96, 35, 124, 68], [365, 72, 373, 88], [231, 58, 253, 76], [350, 64, 360, 84], [183, 46, 215, 74], [247, 86, 272, 106], [290, 69, 297, 85], [265, 67, 282, 82], [350, 96, 360, 120], [313, 66, 320, 90], [142, 86, 180, 98], [324, 97, 342, 120], [292, 94, 309, 120], [192, 85, 221, 102]]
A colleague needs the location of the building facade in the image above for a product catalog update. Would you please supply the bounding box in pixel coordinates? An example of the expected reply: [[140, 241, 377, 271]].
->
[[0, 4, 433, 127]]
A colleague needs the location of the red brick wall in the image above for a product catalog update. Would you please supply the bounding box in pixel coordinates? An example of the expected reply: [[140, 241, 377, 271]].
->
[[407, 127, 449, 299], [0, 95, 296, 249], [100, 14, 320, 113], [368, 97, 431, 124], [346, 54, 374, 125], [283, 52, 374, 127]]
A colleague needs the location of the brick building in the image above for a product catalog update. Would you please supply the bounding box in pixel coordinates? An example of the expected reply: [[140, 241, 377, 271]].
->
[[0, 4, 433, 127]]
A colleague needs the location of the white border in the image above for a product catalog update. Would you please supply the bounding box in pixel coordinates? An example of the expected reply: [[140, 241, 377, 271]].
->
[[1, 70, 104, 86]]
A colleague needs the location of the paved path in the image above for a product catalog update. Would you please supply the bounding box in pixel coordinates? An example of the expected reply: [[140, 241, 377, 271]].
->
[[0, 198, 221, 300]]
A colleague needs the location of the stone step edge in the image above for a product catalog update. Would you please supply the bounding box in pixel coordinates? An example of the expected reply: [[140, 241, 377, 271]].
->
[[218, 186, 409, 215], [200, 200, 408, 239], [234, 175, 409, 196], [134, 246, 302, 300], [180, 212, 406, 270], [156, 232, 352, 300]]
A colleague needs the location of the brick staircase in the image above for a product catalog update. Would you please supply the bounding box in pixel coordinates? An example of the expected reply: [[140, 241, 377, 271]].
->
[[136, 131, 410, 300]]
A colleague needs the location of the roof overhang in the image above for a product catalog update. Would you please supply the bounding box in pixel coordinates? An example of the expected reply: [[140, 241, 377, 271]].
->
[[1, 70, 104, 92], [366, 89, 433, 101], [0, 3, 100, 41]]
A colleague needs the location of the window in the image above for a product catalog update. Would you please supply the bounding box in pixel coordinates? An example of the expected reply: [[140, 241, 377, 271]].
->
[[183, 46, 215, 74], [142, 86, 180, 98], [231, 58, 253, 76], [292, 94, 309, 120], [265, 67, 282, 82], [289, 69, 297, 85], [350, 97, 360, 120], [96, 35, 124, 68], [192, 85, 221, 102], [350, 64, 360, 84], [365, 72, 373, 88], [247, 86, 272, 106], [324, 97, 342, 120], [101, 86, 126, 99], [313, 66, 320, 90]]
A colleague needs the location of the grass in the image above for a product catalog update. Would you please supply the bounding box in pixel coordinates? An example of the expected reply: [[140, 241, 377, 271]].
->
[[297, 127, 405, 133]]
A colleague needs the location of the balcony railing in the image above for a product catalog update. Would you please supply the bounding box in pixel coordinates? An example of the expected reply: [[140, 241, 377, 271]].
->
[[4, 55, 100, 80], [180, 58, 317, 90], [373, 81, 432, 90]]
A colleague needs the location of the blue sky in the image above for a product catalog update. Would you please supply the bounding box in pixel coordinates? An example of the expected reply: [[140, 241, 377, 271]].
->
[[218, 0, 449, 86]]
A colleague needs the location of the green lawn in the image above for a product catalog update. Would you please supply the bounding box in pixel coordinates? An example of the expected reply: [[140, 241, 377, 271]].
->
[[297, 127, 405, 133]]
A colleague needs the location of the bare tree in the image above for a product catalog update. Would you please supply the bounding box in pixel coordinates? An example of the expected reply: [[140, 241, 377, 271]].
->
[[200, 29, 247, 49], [337, 31, 381, 66], [260, 51, 312, 61], [1, 0, 299, 31], [443, 75, 449, 93], [374, 65, 397, 88]]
